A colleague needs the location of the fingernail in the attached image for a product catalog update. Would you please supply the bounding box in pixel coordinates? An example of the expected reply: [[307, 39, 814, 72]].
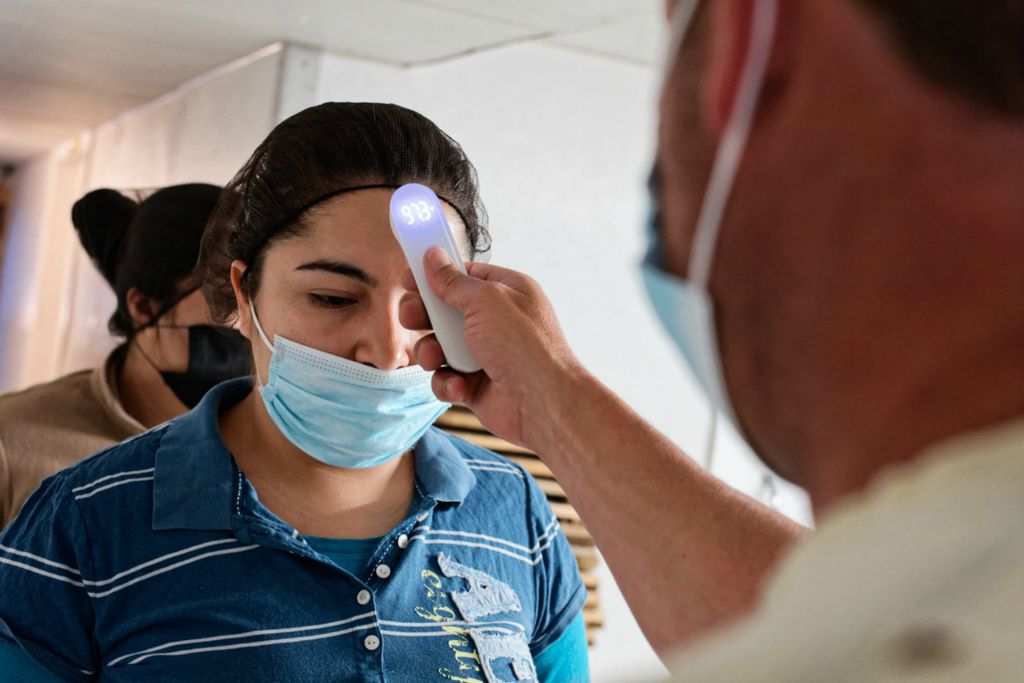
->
[[427, 248, 451, 268], [444, 379, 459, 401]]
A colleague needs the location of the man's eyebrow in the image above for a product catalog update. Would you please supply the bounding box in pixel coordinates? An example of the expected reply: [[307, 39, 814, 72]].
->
[[295, 260, 375, 286]]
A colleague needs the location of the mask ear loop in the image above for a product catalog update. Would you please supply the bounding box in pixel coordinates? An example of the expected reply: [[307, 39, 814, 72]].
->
[[247, 299, 275, 387], [661, 0, 778, 473], [688, 0, 778, 288]]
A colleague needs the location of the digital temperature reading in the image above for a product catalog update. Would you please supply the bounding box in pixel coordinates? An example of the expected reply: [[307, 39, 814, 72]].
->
[[400, 200, 435, 225]]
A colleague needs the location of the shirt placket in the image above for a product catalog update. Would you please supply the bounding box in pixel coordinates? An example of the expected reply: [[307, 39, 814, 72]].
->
[[232, 469, 440, 682]]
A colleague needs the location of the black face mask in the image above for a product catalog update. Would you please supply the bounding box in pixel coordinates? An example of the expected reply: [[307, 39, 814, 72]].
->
[[159, 326, 252, 408]]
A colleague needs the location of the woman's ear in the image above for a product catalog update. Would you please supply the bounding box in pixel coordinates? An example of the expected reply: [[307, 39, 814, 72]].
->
[[230, 261, 252, 341], [125, 287, 158, 328]]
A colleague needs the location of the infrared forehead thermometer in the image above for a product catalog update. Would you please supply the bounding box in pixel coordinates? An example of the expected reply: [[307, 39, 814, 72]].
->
[[390, 183, 481, 373]]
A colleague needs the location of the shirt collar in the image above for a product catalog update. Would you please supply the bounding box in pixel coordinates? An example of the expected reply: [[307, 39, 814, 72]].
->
[[414, 427, 477, 504], [152, 378, 250, 531], [152, 380, 477, 530]]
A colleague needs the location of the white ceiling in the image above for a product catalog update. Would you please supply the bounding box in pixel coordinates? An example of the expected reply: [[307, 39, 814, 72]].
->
[[0, 0, 662, 165]]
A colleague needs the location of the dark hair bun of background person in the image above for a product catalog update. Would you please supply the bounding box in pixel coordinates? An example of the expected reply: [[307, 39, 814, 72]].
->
[[71, 183, 222, 337], [71, 189, 139, 288]]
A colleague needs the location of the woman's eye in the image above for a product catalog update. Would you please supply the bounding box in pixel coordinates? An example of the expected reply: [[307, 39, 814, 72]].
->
[[309, 293, 355, 308]]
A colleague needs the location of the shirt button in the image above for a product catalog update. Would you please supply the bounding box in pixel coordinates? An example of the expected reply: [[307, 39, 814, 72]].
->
[[357, 589, 372, 605], [364, 634, 380, 651], [375, 564, 392, 579], [397, 534, 409, 549], [416, 512, 428, 522]]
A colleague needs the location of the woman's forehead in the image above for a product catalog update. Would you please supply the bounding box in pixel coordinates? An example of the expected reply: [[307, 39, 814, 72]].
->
[[296, 188, 470, 257]]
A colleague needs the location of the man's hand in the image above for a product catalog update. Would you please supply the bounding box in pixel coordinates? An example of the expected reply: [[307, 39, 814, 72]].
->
[[399, 247, 580, 450]]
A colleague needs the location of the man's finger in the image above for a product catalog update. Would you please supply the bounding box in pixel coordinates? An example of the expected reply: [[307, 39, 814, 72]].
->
[[401, 268, 420, 293], [431, 369, 487, 406], [413, 335, 447, 371], [399, 294, 432, 331]]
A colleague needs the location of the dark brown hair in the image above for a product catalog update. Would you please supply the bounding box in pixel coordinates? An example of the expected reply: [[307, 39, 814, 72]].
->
[[71, 184, 222, 337], [199, 102, 490, 323], [858, 0, 1024, 116]]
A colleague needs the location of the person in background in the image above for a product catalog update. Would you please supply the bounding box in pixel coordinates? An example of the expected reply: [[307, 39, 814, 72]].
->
[[0, 183, 250, 526], [0, 102, 588, 682]]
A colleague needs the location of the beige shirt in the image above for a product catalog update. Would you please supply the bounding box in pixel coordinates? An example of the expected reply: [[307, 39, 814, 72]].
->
[[0, 348, 145, 526], [667, 419, 1024, 681]]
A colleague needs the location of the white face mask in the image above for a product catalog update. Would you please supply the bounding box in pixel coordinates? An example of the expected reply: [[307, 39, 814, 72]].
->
[[642, 0, 778, 428]]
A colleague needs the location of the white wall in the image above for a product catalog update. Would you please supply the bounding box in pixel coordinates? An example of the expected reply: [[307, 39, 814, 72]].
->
[[0, 138, 89, 391], [0, 45, 291, 391], [315, 42, 811, 681]]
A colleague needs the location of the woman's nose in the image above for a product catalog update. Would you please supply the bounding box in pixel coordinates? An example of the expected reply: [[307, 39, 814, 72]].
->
[[352, 299, 416, 371]]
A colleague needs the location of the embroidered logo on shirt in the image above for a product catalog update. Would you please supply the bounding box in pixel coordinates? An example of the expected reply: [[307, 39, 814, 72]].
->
[[468, 630, 538, 683], [438, 553, 522, 622]]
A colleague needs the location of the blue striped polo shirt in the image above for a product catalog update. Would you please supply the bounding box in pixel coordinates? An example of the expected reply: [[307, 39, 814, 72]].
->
[[0, 379, 585, 681]]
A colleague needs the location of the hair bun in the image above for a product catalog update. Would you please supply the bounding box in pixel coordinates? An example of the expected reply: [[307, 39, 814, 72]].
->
[[71, 189, 138, 287]]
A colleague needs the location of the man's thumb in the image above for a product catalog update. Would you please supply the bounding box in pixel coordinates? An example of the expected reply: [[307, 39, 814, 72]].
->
[[424, 247, 475, 310]]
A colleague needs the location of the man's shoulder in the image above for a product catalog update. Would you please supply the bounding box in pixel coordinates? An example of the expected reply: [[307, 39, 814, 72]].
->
[[669, 424, 1024, 681]]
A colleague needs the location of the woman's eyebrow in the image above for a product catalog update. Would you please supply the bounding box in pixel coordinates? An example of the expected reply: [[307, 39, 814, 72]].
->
[[295, 259, 376, 286]]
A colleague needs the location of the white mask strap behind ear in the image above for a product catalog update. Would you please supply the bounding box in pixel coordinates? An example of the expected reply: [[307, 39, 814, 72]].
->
[[688, 0, 778, 288], [248, 300, 276, 354]]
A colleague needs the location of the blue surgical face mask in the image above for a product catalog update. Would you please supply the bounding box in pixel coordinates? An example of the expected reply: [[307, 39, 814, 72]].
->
[[642, 0, 778, 428], [248, 300, 449, 469]]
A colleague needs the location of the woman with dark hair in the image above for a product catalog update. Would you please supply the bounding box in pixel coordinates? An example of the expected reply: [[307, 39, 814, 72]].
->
[[0, 103, 588, 682], [0, 183, 250, 527]]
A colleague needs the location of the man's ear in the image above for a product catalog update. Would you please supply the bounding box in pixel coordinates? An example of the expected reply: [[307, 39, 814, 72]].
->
[[701, 0, 788, 135], [126, 287, 158, 328], [230, 261, 252, 341]]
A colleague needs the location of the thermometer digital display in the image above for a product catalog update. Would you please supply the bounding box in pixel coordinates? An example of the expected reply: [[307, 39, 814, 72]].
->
[[398, 199, 436, 225], [389, 184, 481, 373]]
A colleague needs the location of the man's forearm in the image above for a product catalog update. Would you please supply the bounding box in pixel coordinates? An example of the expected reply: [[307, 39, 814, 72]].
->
[[527, 364, 804, 657]]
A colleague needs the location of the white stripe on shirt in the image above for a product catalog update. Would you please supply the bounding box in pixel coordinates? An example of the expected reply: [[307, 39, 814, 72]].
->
[[83, 539, 239, 587], [0, 556, 86, 587], [466, 465, 524, 478], [87, 544, 259, 599], [70, 468, 156, 494], [412, 517, 561, 555], [107, 611, 378, 666], [126, 622, 380, 665], [379, 619, 525, 632], [0, 543, 81, 575], [73, 476, 155, 500], [408, 534, 559, 566], [381, 627, 517, 638]]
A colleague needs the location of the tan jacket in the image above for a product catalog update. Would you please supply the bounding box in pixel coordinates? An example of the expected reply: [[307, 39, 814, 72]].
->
[[0, 348, 145, 526]]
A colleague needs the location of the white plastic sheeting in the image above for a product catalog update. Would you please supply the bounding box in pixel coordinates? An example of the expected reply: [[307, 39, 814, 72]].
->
[[0, 44, 304, 391]]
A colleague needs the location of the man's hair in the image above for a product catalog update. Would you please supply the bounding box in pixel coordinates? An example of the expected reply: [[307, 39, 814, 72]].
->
[[857, 0, 1024, 116]]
